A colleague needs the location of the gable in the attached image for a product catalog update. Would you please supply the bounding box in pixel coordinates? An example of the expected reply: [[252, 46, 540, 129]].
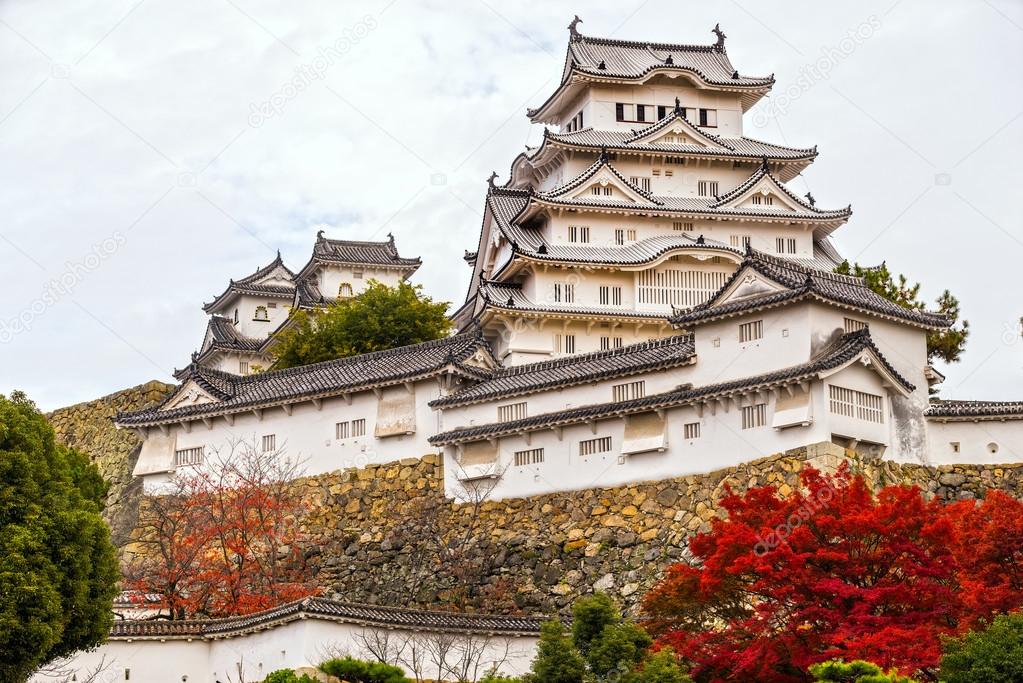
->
[[729, 178, 802, 212], [569, 173, 644, 203], [715, 266, 789, 305], [161, 380, 221, 411], [629, 115, 727, 150]]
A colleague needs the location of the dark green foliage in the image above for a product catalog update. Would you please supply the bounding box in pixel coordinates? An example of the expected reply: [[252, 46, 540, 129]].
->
[[0, 391, 118, 682], [809, 659, 917, 682], [262, 670, 318, 683], [939, 613, 1023, 683], [272, 280, 452, 368], [623, 647, 691, 683], [834, 261, 968, 364], [318, 655, 409, 683], [587, 622, 653, 679], [478, 672, 524, 683], [528, 620, 587, 683], [571, 592, 620, 656]]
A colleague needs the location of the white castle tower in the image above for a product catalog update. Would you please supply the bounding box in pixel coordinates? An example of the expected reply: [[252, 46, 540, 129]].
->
[[456, 20, 850, 365]]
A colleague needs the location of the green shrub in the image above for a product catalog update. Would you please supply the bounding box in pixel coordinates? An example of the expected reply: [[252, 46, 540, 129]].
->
[[478, 671, 524, 683], [809, 659, 917, 682], [623, 648, 691, 683], [262, 670, 317, 683], [529, 620, 587, 683], [319, 656, 408, 683], [940, 612, 1023, 683]]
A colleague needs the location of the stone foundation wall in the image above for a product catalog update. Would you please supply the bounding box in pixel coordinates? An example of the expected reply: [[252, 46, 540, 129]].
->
[[47, 380, 175, 546], [294, 444, 1023, 616]]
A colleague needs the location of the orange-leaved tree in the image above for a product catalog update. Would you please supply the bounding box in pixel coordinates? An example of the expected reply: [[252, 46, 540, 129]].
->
[[125, 441, 316, 619], [642, 465, 1023, 682]]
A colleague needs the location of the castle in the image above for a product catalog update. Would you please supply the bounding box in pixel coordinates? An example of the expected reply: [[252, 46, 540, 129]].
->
[[117, 21, 1022, 500]]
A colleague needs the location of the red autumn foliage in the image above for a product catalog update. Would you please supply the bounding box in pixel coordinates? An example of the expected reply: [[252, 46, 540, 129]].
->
[[642, 465, 1023, 682], [125, 442, 317, 619]]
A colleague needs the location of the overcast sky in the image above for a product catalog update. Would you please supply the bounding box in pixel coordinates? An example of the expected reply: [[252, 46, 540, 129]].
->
[[1, 0, 1021, 411]]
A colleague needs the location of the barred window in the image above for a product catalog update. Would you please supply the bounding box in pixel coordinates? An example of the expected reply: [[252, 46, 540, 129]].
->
[[741, 403, 767, 430], [829, 385, 884, 423], [239, 360, 249, 374], [513, 448, 544, 466], [336, 421, 350, 439], [261, 434, 276, 452], [553, 282, 575, 303], [174, 446, 204, 467], [352, 418, 366, 437], [843, 317, 868, 333], [600, 336, 623, 351], [614, 228, 625, 245], [738, 320, 764, 343], [775, 237, 797, 254], [698, 180, 719, 197], [498, 402, 527, 422], [673, 221, 694, 232], [730, 234, 751, 249], [683, 422, 701, 440], [568, 225, 590, 243], [339, 282, 354, 298], [629, 176, 652, 192], [599, 285, 622, 306], [553, 333, 576, 354], [612, 380, 645, 402], [579, 436, 612, 456]]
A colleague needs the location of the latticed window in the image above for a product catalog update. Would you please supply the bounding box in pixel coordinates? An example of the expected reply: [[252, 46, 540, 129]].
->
[[568, 225, 590, 243], [829, 385, 884, 423], [599, 285, 622, 306], [673, 221, 694, 232], [612, 380, 645, 402], [636, 268, 728, 308], [339, 282, 354, 298], [553, 282, 575, 303], [730, 234, 751, 249], [579, 436, 612, 456], [498, 402, 527, 422], [739, 320, 764, 343], [553, 334, 576, 354], [741, 403, 767, 429], [174, 446, 204, 467], [261, 434, 276, 452], [600, 336, 623, 351], [683, 422, 701, 440], [698, 180, 719, 196], [844, 317, 868, 333], [254, 305, 269, 321], [629, 176, 652, 192], [513, 448, 544, 466], [352, 419, 366, 437]]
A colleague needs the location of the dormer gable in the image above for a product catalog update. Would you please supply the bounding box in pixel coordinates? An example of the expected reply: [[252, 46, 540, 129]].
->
[[543, 156, 661, 206], [713, 264, 790, 306], [712, 166, 821, 214], [626, 109, 727, 150], [161, 380, 222, 411]]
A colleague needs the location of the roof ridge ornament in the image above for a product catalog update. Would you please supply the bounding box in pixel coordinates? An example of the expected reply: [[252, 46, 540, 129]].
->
[[568, 15, 582, 39], [316, 229, 324, 241], [761, 155, 769, 172], [804, 191, 816, 207], [599, 145, 610, 163], [664, 54, 673, 65], [712, 23, 726, 51], [674, 96, 682, 115], [597, 59, 606, 70], [487, 171, 498, 189]]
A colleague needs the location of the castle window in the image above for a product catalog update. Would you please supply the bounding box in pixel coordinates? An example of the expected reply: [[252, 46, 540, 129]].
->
[[637, 268, 729, 309], [591, 185, 613, 196], [579, 436, 612, 456], [254, 305, 269, 321], [627, 229, 637, 241], [233, 308, 239, 324], [174, 446, 204, 467], [775, 237, 797, 253], [612, 380, 645, 402], [239, 360, 249, 374], [268, 302, 277, 308], [261, 434, 276, 452], [698, 108, 717, 127], [698, 180, 719, 197], [730, 235, 751, 249], [741, 403, 767, 429], [844, 317, 868, 333], [352, 419, 366, 437], [657, 105, 668, 120], [568, 225, 590, 243], [684, 422, 701, 440], [629, 176, 652, 192], [600, 336, 623, 350], [339, 282, 354, 298], [828, 385, 884, 423], [553, 282, 575, 303], [553, 333, 575, 354], [739, 320, 764, 343], [352, 270, 363, 279], [673, 221, 694, 232], [614, 229, 625, 245], [498, 402, 527, 422], [599, 285, 622, 306], [336, 421, 349, 439], [513, 448, 544, 466], [616, 103, 626, 121]]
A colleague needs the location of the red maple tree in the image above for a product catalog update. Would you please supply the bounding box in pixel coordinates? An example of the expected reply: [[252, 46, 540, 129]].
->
[[642, 465, 1023, 681], [125, 442, 317, 619]]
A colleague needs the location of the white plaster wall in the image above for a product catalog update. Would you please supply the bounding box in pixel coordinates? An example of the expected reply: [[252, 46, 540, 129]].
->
[[315, 263, 407, 300], [579, 83, 744, 136], [485, 316, 675, 364], [136, 378, 445, 492], [232, 294, 292, 339], [34, 620, 539, 683], [927, 420, 1023, 464]]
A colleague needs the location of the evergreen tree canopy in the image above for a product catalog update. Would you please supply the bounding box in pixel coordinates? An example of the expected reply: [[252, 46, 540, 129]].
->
[[271, 280, 452, 369], [834, 261, 968, 364], [0, 391, 118, 682]]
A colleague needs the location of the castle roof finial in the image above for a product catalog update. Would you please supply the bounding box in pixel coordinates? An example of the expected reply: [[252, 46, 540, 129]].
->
[[674, 96, 682, 114], [804, 191, 816, 207], [487, 171, 498, 189], [761, 155, 769, 172], [712, 23, 726, 50], [568, 15, 583, 39], [316, 229, 324, 241], [599, 145, 610, 163]]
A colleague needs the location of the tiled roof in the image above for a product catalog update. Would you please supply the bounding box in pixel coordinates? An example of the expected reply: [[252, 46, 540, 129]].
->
[[310, 231, 421, 270], [508, 233, 739, 268], [202, 316, 264, 352], [203, 252, 297, 313], [478, 281, 667, 321], [431, 334, 695, 408], [670, 251, 949, 330], [529, 28, 773, 120], [116, 333, 495, 427], [925, 400, 1023, 421], [529, 158, 851, 223], [430, 329, 913, 445], [109, 597, 543, 640]]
